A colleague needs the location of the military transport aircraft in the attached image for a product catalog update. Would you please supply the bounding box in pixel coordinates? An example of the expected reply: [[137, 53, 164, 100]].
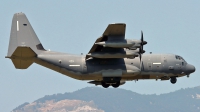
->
[[6, 13, 195, 88]]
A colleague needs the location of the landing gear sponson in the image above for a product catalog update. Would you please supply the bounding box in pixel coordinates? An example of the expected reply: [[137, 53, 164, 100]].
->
[[101, 77, 121, 88]]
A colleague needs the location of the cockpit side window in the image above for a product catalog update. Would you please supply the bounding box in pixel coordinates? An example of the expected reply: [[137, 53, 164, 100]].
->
[[175, 55, 181, 60], [175, 55, 187, 64]]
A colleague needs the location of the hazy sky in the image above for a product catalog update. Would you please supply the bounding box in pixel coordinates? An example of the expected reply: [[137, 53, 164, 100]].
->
[[1, 1, 200, 111]]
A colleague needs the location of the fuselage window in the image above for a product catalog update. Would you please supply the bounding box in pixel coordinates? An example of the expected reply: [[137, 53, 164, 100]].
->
[[175, 55, 186, 62], [182, 62, 184, 66], [175, 55, 181, 60]]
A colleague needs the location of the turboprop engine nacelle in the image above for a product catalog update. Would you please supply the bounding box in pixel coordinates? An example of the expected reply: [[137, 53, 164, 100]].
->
[[95, 39, 147, 49], [128, 39, 147, 50], [95, 39, 134, 48]]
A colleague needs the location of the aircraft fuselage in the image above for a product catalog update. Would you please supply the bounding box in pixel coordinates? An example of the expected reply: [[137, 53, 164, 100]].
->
[[35, 51, 195, 82]]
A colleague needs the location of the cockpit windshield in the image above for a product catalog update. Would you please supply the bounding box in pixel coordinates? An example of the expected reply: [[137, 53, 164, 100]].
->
[[175, 55, 187, 63]]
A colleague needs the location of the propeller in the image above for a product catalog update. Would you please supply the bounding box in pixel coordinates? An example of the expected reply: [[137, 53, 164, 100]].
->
[[139, 31, 147, 70], [139, 31, 146, 62]]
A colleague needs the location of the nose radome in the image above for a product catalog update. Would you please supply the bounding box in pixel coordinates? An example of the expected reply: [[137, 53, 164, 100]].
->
[[186, 64, 195, 74]]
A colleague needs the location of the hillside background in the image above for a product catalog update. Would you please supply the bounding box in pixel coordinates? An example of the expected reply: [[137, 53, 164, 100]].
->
[[13, 86, 200, 112]]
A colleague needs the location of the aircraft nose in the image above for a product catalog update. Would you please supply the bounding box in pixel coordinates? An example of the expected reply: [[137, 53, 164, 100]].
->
[[186, 64, 195, 74]]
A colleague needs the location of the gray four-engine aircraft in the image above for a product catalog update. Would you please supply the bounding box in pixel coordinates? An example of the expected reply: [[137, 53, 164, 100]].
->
[[6, 13, 195, 88]]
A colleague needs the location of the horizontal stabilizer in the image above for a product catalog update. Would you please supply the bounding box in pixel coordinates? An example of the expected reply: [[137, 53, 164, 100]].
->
[[8, 47, 36, 69], [11, 59, 33, 69], [11, 47, 36, 58]]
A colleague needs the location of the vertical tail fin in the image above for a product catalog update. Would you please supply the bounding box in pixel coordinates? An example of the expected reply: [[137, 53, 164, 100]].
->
[[6, 12, 46, 69]]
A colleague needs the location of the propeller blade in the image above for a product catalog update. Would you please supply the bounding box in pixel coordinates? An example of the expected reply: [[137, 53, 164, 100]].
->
[[141, 31, 143, 42], [139, 31, 144, 69]]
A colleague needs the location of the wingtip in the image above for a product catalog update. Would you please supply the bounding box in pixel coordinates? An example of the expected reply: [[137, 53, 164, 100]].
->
[[14, 12, 25, 16], [110, 23, 126, 25]]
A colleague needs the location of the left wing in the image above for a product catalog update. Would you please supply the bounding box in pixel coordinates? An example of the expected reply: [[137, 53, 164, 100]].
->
[[86, 23, 141, 59], [86, 23, 128, 59]]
